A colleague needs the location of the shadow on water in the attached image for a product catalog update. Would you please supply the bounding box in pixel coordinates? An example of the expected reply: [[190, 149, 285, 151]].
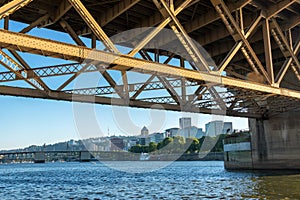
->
[[226, 169, 300, 176], [225, 168, 300, 199]]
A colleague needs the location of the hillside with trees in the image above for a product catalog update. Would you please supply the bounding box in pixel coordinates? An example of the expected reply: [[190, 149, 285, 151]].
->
[[129, 135, 226, 154]]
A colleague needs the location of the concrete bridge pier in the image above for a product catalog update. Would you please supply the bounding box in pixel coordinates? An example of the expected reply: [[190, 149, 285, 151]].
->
[[224, 109, 300, 170], [79, 151, 91, 162], [34, 152, 45, 163], [249, 110, 300, 170]]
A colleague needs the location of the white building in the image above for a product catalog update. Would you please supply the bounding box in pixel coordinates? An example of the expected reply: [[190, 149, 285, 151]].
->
[[205, 121, 233, 137], [179, 117, 191, 129]]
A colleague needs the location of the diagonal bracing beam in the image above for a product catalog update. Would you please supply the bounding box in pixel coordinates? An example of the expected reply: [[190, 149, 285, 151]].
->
[[130, 51, 175, 100], [265, 0, 297, 19], [140, 50, 182, 105], [153, 0, 210, 72], [0, 49, 46, 91], [8, 50, 50, 91], [68, 0, 119, 53], [19, 14, 50, 33], [0, 0, 32, 19], [128, 0, 193, 57], [271, 19, 300, 70], [271, 21, 300, 84], [2, 17, 50, 91], [217, 14, 262, 73], [211, 0, 271, 84]]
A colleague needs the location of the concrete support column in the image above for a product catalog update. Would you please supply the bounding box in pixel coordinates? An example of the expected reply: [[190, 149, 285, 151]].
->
[[80, 151, 91, 162], [249, 110, 300, 169], [34, 152, 45, 163]]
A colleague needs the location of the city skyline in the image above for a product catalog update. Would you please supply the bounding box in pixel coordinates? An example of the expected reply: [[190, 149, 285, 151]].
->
[[0, 95, 248, 150]]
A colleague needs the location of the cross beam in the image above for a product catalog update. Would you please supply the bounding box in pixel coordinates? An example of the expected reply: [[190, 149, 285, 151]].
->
[[0, 30, 300, 99]]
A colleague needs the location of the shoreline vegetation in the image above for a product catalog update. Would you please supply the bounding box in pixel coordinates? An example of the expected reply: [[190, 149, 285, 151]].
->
[[129, 135, 226, 154], [0, 135, 228, 163]]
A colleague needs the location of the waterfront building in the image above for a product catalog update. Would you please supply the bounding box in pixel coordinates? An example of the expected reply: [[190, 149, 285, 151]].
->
[[165, 128, 179, 137], [179, 117, 192, 129], [149, 132, 165, 143], [205, 121, 233, 137], [139, 137, 150, 145]]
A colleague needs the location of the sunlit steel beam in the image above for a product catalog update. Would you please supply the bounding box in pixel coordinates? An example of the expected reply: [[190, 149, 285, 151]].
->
[[128, 0, 193, 56], [1, 30, 300, 99], [0, 0, 32, 19], [262, 19, 274, 84], [265, 0, 297, 19], [68, 0, 119, 53], [8, 50, 50, 91], [2, 19, 50, 91], [154, 0, 210, 71], [271, 18, 300, 70]]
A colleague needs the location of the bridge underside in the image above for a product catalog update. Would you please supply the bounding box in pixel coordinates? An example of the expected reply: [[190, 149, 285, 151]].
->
[[0, 0, 299, 118]]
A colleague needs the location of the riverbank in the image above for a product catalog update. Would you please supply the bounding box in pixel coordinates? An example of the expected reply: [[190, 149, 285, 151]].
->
[[0, 151, 224, 163]]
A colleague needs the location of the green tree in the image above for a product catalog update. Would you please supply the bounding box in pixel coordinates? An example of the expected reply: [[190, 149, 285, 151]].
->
[[149, 142, 157, 152], [129, 144, 142, 153], [173, 136, 185, 153], [163, 137, 173, 146], [189, 138, 200, 153], [157, 137, 174, 153], [212, 134, 226, 152]]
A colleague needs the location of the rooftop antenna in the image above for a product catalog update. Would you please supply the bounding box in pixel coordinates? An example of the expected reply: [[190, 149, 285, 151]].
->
[[108, 127, 110, 137]]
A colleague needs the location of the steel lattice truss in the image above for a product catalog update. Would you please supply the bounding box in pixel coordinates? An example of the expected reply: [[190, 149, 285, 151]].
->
[[0, 0, 299, 118]]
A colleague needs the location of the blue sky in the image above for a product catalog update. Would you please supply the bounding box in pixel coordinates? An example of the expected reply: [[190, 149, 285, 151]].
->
[[0, 20, 249, 150]]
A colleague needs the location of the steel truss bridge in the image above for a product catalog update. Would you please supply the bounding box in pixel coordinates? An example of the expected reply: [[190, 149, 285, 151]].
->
[[0, 0, 299, 118]]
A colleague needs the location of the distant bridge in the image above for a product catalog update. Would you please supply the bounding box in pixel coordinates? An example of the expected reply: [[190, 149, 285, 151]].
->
[[0, 150, 139, 163]]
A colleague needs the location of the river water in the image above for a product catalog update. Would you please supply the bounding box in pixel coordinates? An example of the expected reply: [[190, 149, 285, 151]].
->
[[0, 161, 299, 199]]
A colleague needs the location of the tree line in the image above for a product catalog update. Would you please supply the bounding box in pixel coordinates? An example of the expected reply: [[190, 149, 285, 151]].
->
[[128, 135, 226, 154]]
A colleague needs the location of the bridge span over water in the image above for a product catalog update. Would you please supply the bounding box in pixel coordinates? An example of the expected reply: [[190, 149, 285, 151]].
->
[[0, 0, 299, 169]]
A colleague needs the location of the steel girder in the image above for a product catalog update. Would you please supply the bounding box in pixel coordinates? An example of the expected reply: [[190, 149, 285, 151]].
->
[[0, 0, 299, 119], [0, 0, 32, 19]]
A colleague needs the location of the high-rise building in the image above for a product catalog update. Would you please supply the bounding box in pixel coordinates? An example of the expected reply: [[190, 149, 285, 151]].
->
[[140, 126, 150, 145], [141, 126, 149, 136], [179, 117, 191, 129], [179, 117, 192, 137], [205, 121, 233, 137], [223, 122, 233, 134]]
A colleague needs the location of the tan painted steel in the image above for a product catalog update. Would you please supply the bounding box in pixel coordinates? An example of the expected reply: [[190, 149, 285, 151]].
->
[[0, 0, 32, 19], [0, 29, 299, 100], [0, 0, 299, 118]]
